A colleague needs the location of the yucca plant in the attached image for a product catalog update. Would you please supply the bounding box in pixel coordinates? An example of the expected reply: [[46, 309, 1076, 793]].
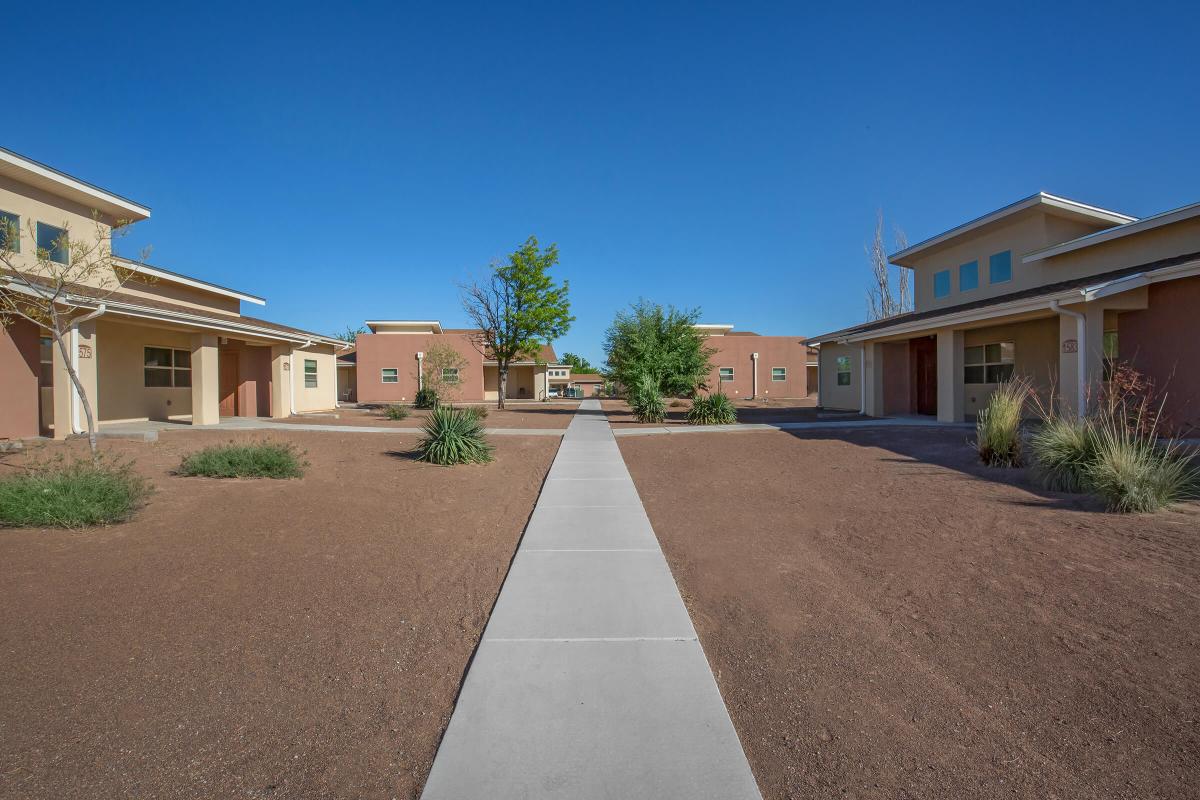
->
[[688, 392, 737, 425], [414, 387, 439, 410], [974, 377, 1031, 467], [629, 374, 666, 423], [384, 404, 409, 420], [1029, 415, 1098, 492], [416, 405, 494, 465], [1085, 413, 1199, 513]]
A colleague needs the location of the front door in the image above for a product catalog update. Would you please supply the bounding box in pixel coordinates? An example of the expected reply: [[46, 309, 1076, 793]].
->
[[219, 353, 239, 417], [912, 337, 937, 416]]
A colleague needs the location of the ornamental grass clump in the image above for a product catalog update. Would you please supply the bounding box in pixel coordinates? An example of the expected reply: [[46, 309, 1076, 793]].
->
[[687, 392, 737, 426], [1029, 415, 1099, 493], [975, 377, 1031, 467], [464, 405, 489, 420], [629, 374, 666, 424], [1086, 414, 1198, 513], [178, 441, 306, 479], [0, 455, 150, 528], [384, 404, 409, 420], [416, 406, 494, 465]]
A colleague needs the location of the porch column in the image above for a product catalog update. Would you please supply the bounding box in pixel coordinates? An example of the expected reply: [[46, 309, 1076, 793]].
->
[[534, 367, 548, 401], [190, 333, 220, 425], [51, 318, 100, 439], [270, 344, 293, 418], [862, 341, 885, 417], [936, 328, 964, 422]]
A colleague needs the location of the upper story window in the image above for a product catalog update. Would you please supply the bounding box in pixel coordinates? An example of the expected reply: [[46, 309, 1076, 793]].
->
[[719, 367, 734, 381], [36, 222, 68, 265], [933, 269, 951, 299], [964, 342, 1015, 384], [0, 210, 19, 252], [304, 359, 318, 388], [836, 356, 852, 386], [442, 367, 460, 383], [771, 367, 787, 381], [989, 250, 1012, 284], [959, 260, 979, 292]]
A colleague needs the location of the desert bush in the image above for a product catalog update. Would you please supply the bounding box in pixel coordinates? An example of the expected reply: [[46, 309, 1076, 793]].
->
[[416, 406, 494, 465], [464, 405, 489, 420], [1029, 416, 1098, 492], [179, 441, 306, 479], [1086, 417, 1198, 513], [0, 455, 149, 528], [630, 374, 666, 423], [414, 387, 439, 410], [384, 404, 409, 420], [688, 392, 737, 425], [975, 378, 1031, 467]]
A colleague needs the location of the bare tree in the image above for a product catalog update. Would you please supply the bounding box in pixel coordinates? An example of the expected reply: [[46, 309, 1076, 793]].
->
[[0, 214, 150, 459], [866, 210, 913, 320], [419, 343, 469, 403]]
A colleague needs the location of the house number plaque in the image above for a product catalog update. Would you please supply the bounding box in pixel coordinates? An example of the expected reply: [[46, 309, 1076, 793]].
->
[[1061, 339, 1078, 353], [77, 344, 93, 358]]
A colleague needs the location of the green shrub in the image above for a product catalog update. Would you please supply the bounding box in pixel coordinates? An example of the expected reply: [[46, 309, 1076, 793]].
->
[[384, 404, 409, 420], [416, 406, 494, 465], [414, 387, 439, 410], [464, 405, 489, 420], [0, 456, 149, 528], [975, 378, 1030, 467], [688, 392, 737, 425], [1086, 421, 1199, 513], [1029, 416, 1098, 492], [179, 441, 306, 479], [630, 374, 666, 424]]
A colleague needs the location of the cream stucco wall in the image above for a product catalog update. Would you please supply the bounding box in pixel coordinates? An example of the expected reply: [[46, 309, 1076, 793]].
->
[[291, 345, 338, 412], [818, 342, 860, 411], [97, 319, 194, 422]]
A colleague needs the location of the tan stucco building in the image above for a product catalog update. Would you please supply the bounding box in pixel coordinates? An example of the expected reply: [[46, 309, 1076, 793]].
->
[[811, 192, 1200, 433], [0, 147, 347, 440]]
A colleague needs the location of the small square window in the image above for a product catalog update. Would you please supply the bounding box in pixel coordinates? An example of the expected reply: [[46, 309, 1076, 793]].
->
[[963, 341, 1015, 384], [719, 367, 734, 381], [0, 210, 19, 253], [989, 250, 1012, 284], [36, 222, 68, 265], [304, 359, 318, 388], [933, 269, 951, 299], [771, 367, 786, 381], [381, 368, 398, 383], [959, 260, 979, 292], [442, 367, 460, 383]]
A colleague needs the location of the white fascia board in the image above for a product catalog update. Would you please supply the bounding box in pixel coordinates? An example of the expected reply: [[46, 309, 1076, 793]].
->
[[365, 320, 443, 333], [1024, 201, 1200, 263], [116, 258, 266, 306], [0, 148, 152, 220]]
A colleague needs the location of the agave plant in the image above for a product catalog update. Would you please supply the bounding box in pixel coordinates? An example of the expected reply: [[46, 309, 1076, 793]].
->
[[687, 392, 737, 425], [414, 387, 440, 410], [416, 406, 494, 465], [630, 374, 666, 424]]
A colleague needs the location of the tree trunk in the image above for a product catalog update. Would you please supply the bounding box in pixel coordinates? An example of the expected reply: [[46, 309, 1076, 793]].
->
[[50, 319, 99, 462], [498, 365, 507, 410]]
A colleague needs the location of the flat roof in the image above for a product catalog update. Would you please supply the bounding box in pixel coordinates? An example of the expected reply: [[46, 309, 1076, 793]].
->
[[1024, 199, 1200, 262], [365, 320, 444, 333], [0, 145, 151, 221], [116, 257, 266, 306], [889, 192, 1136, 265]]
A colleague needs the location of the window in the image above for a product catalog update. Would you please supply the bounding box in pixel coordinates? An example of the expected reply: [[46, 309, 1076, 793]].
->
[[1103, 330, 1118, 381], [144, 346, 191, 387], [989, 250, 1012, 284], [719, 367, 734, 382], [304, 359, 318, 388], [836, 356, 852, 386], [442, 367, 460, 383], [959, 260, 979, 292], [381, 368, 398, 383], [39, 336, 53, 386], [964, 342, 1015, 383], [0, 210, 19, 252], [771, 367, 787, 381], [933, 269, 951, 299], [36, 222, 68, 265]]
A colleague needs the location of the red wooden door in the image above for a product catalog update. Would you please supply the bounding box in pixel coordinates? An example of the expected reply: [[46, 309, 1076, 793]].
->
[[219, 354, 239, 417], [912, 337, 937, 416]]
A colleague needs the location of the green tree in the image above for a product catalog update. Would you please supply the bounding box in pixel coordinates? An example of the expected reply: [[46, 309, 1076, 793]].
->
[[603, 300, 716, 397], [333, 324, 366, 343], [420, 343, 469, 402], [561, 352, 600, 373], [460, 236, 573, 409]]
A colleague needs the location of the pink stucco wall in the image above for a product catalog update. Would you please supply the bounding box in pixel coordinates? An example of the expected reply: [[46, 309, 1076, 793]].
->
[[703, 335, 809, 399], [355, 333, 487, 403], [1119, 275, 1200, 434], [0, 319, 41, 439]]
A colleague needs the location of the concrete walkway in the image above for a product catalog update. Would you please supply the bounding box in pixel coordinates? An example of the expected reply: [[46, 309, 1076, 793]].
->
[[421, 399, 760, 800]]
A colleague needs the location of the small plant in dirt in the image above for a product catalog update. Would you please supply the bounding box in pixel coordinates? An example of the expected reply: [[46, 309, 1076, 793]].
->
[[464, 405, 489, 420], [384, 404, 409, 420], [630, 374, 666, 423], [416, 406, 494, 465], [974, 377, 1031, 467], [414, 387, 440, 410], [687, 392, 737, 425], [1087, 420, 1198, 513], [178, 441, 307, 479], [0, 454, 150, 528], [1029, 415, 1099, 492]]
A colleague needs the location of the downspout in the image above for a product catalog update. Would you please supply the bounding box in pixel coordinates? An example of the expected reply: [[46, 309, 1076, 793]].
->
[[751, 352, 759, 399], [859, 343, 866, 415], [290, 338, 313, 416], [416, 351, 425, 392], [70, 304, 107, 434], [1049, 300, 1087, 415]]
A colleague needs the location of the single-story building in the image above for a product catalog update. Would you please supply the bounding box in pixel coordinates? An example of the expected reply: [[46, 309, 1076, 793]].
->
[[0, 146, 348, 440], [354, 320, 566, 403], [697, 324, 813, 399], [564, 372, 605, 397], [810, 192, 1200, 433]]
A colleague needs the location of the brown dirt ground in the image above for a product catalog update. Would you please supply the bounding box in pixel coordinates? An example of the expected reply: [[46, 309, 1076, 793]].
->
[[277, 403, 579, 429], [0, 429, 558, 799], [602, 397, 832, 428], [618, 427, 1200, 800]]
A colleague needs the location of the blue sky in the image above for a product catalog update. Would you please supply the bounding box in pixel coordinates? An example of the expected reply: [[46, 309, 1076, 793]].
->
[[7, 1, 1199, 365]]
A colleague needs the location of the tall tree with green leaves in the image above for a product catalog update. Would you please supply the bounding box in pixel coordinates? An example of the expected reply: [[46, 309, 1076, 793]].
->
[[603, 300, 716, 397], [561, 352, 600, 373], [460, 236, 573, 409]]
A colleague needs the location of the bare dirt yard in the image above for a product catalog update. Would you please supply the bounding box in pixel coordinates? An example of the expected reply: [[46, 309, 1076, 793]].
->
[[602, 396, 827, 428], [277, 402, 579, 429], [619, 426, 1200, 800], [0, 428, 558, 799]]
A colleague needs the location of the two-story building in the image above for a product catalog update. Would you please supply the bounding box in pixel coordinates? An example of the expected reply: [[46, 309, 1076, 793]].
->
[[0, 146, 346, 440], [698, 324, 815, 399], [354, 320, 567, 403], [811, 192, 1200, 433]]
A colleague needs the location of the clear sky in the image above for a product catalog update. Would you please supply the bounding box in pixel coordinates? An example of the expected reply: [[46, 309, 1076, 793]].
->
[[8, 1, 1198, 365]]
